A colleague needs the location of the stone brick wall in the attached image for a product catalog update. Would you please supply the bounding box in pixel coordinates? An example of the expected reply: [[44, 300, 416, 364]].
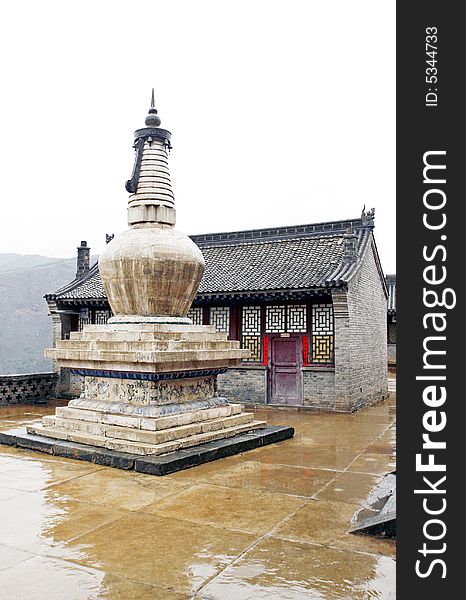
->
[[220, 366, 337, 410], [0, 373, 58, 405], [334, 237, 388, 411], [218, 366, 267, 404], [302, 368, 335, 410]]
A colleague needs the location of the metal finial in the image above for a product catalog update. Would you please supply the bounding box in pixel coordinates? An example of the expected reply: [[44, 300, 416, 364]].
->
[[145, 88, 161, 127]]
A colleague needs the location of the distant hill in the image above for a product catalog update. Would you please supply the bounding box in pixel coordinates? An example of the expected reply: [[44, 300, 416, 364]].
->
[[0, 254, 78, 375]]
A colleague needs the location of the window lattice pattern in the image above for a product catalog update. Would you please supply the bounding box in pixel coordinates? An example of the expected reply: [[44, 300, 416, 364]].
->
[[265, 305, 286, 333], [266, 304, 308, 334], [287, 305, 307, 332], [209, 306, 230, 333], [241, 336, 262, 362], [312, 335, 334, 363], [78, 309, 90, 331], [311, 304, 334, 363], [241, 306, 261, 362], [242, 306, 261, 334], [94, 310, 111, 325], [188, 307, 203, 325]]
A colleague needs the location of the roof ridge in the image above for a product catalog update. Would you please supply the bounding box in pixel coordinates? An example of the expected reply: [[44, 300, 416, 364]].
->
[[190, 217, 370, 247], [195, 231, 347, 250]]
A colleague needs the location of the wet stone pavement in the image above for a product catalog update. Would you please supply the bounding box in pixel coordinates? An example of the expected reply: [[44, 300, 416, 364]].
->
[[0, 394, 396, 599]]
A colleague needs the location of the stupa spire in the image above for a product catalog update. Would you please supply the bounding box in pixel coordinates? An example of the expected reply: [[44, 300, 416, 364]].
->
[[145, 88, 161, 127], [125, 89, 174, 227], [99, 92, 205, 321]]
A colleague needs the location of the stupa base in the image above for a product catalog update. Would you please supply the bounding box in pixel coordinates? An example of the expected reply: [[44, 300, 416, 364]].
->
[[25, 402, 267, 456], [0, 425, 294, 475], [26, 321, 294, 473]]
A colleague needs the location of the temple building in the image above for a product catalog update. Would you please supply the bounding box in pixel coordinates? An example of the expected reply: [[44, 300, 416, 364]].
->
[[46, 209, 389, 412]]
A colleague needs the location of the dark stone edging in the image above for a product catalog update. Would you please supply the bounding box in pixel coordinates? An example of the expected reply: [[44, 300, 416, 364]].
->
[[69, 368, 227, 381], [0, 425, 294, 476]]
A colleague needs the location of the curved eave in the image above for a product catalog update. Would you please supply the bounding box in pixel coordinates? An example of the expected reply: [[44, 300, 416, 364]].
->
[[324, 227, 372, 286], [44, 261, 100, 301]]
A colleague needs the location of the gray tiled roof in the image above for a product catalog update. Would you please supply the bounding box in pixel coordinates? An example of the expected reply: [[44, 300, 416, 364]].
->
[[51, 265, 106, 300], [47, 218, 375, 301], [199, 235, 346, 292]]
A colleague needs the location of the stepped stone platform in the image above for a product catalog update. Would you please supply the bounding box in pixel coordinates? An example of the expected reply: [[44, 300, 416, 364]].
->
[[3, 323, 294, 473], [27, 401, 265, 456], [0, 424, 293, 476], [46, 323, 246, 374]]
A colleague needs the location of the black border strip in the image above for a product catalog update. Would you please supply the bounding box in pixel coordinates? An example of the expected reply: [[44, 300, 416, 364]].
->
[[397, 2, 462, 594]]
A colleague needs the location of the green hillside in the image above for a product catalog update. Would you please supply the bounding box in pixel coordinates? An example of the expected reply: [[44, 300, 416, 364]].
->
[[0, 254, 77, 374]]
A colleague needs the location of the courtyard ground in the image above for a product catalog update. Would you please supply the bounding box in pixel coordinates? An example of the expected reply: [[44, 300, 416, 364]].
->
[[0, 391, 396, 599]]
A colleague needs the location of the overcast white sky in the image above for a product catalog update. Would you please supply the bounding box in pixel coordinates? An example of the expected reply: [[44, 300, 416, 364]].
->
[[0, 1, 395, 273]]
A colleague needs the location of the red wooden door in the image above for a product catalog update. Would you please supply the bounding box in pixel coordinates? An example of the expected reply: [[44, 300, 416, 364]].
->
[[268, 335, 302, 405]]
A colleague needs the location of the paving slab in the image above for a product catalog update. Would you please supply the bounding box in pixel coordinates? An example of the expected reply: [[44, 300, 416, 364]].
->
[[0, 396, 396, 598]]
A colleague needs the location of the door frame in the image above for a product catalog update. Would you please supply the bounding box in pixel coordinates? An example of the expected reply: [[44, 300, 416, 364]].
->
[[266, 334, 303, 405]]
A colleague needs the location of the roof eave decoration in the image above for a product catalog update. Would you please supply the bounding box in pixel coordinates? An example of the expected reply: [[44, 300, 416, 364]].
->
[[195, 285, 343, 298], [360, 206, 375, 227]]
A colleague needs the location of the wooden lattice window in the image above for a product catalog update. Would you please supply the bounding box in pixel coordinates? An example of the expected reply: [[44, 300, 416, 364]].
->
[[188, 307, 203, 325], [265, 305, 286, 333], [94, 310, 111, 325], [287, 305, 307, 332], [265, 304, 307, 334], [311, 304, 334, 364], [241, 305, 262, 362], [209, 306, 230, 333]]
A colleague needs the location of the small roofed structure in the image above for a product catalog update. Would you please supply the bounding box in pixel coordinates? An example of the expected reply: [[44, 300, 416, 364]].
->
[[46, 209, 389, 411]]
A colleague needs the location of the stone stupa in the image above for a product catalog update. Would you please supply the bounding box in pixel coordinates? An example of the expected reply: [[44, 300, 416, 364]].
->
[[3, 92, 293, 474]]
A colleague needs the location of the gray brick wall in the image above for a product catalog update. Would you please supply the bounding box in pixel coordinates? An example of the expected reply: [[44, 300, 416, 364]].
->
[[302, 369, 335, 410], [218, 367, 267, 404], [0, 373, 58, 405], [334, 237, 388, 411], [219, 366, 337, 410]]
